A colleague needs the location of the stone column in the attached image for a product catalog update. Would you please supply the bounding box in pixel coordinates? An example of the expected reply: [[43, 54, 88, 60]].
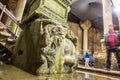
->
[[10, 0, 27, 36], [80, 20, 91, 53], [100, 0, 113, 52], [102, 0, 113, 34]]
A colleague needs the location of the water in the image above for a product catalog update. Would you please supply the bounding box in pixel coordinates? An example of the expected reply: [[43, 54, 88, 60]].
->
[[38, 71, 120, 80], [0, 64, 120, 80]]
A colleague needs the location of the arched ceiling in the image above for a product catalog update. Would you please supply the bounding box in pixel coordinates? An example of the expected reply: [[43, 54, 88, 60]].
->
[[68, 0, 103, 30], [70, 0, 103, 21], [1, 0, 118, 30]]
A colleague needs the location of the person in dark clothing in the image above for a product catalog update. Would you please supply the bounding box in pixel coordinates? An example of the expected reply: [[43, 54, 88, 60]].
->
[[104, 24, 120, 70]]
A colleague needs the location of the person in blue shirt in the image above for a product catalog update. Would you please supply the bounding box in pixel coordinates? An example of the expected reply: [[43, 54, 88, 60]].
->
[[85, 50, 90, 67]]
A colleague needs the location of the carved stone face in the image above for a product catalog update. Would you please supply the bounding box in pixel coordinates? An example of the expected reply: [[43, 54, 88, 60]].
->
[[51, 25, 64, 35]]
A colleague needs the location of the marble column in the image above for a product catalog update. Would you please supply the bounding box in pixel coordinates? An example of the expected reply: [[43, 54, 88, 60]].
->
[[100, 0, 113, 52], [80, 20, 91, 53], [102, 0, 113, 35]]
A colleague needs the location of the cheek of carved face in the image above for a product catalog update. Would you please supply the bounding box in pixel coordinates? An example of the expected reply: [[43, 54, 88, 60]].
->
[[64, 46, 69, 54]]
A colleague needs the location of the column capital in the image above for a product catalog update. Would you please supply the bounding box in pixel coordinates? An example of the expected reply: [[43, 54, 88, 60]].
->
[[80, 20, 91, 30]]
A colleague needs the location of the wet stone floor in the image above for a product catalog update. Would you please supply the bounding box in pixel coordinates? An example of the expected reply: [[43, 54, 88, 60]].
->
[[0, 64, 120, 80]]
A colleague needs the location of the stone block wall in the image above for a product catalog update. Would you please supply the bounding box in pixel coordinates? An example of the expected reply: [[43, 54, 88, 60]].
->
[[88, 28, 103, 54], [68, 21, 103, 53], [68, 21, 82, 51]]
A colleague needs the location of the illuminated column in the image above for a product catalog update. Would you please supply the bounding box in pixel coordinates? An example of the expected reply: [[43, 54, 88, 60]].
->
[[80, 20, 91, 54], [100, 0, 113, 52], [102, 0, 113, 34], [112, 0, 120, 31]]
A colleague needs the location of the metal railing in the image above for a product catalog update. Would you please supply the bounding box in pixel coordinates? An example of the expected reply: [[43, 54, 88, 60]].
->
[[0, 2, 20, 37]]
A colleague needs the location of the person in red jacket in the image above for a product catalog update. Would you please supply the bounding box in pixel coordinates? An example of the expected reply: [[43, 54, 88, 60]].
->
[[104, 24, 120, 71]]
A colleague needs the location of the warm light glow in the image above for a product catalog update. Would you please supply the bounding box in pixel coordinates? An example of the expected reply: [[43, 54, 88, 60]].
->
[[114, 6, 120, 12], [112, 0, 120, 12]]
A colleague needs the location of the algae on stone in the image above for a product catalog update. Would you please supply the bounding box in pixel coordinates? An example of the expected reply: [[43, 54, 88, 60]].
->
[[12, 0, 78, 74]]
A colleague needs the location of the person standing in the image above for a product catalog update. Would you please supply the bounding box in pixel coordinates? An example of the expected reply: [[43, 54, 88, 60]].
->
[[104, 24, 120, 70], [85, 50, 90, 67]]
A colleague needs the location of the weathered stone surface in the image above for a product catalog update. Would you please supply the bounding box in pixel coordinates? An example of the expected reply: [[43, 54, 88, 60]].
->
[[12, 19, 78, 74], [88, 28, 103, 54], [68, 21, 82, 51], [12, 0, 78, 74], [26, 0, 70, 27]]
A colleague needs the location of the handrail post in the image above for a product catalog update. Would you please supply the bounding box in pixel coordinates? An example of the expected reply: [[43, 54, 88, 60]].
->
[[0, 5, 6, 20]]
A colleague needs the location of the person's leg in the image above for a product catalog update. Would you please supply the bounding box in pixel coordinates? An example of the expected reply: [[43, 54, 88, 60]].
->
[[106, 49, 111, 69], [87, 58, 89, 67], [85, 58, 89, 67], [115, 49, 120, 70]]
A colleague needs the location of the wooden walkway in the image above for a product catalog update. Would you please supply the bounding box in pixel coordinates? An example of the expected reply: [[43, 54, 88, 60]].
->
[[77, 65, 120, 76]]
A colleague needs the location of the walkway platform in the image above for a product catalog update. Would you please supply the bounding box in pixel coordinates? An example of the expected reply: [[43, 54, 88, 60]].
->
[[77, 65, 120, 76]]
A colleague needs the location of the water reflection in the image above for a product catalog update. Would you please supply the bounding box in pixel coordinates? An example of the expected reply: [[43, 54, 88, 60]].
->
[[1, 65, 119, 80], [85, 73, 90, 80], [38, 72, 119, 80]]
